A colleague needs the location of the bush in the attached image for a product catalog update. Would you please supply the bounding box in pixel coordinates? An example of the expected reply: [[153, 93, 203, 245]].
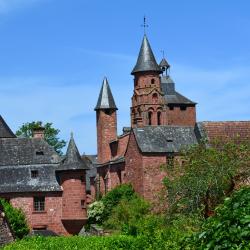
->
[[0, 199, 29, 239], [87, 201, 105, 224], [3, 235, 153, 250], [101, 184, 136, 219], [185, 187, 250, 249], [104, 196, 150, 235]]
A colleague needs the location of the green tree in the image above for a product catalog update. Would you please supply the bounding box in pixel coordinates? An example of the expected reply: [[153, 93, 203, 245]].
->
[[185, 187, 250, 249], [0, 199, 29, 239], [164, 140, 250, 218], [16, 121, 66, 155]]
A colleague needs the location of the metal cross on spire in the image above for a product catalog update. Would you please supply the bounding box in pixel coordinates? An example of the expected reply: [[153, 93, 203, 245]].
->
[[141, 15, 148, 34]]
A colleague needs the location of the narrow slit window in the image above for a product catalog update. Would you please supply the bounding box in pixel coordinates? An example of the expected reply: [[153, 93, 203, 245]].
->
[[148, 112, 152, 125], [157, 112, 161, 125]]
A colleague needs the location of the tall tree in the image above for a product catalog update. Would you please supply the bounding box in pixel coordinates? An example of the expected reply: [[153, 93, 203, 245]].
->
[[164, 140, 250, 218], [16, 121, 66, 155]]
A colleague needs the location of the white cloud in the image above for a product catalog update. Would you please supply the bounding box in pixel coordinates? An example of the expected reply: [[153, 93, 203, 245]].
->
[[0, 0, 41, 14]]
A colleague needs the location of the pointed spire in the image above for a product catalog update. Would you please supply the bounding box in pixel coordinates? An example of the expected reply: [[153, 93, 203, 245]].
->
[[131, 35, 162, 75], [0, 115, 16, 138], [58, 134, 89, 171], [95, 77, 118, 111]]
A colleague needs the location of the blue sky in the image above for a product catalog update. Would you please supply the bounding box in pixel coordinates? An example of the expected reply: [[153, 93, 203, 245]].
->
[[0, 0, 250, 154]]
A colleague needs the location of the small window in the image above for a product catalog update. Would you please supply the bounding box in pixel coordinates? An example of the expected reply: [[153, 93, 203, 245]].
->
[[31, 170, 38, 178], [104, 109, 112, 115], [180, 105, 187, 111], [169, 106, 174, 110], [148, 112, 152, 125], [36, 151, 44, 156], [81, 200, 85, 209], [151, 79, 155, 84], [157, 112, 161, 125], [34, 197, 45, 212], [80, 176, 85, 183]]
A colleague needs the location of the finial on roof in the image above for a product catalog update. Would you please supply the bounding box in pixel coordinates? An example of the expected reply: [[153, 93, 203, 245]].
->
[[141, 15, 148, 35], [131, 35, 162, 75], [95, 77, 118, 111], [159, 50, 170, 76]]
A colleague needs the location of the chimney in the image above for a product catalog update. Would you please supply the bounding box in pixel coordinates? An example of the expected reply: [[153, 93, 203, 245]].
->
[[32, 127, 45, 139]]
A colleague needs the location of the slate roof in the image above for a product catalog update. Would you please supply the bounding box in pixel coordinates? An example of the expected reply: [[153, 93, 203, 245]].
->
[[83, 155, 97, 192], [133, 126, 198, 153], [0, 116, 16, 138], [57, 134, 89, 171], [159, 58, 170, 69], [0, 164, 61, 193], [161, 76, 196, 105], [0, 138, 61, 166], [131, 35, 162, 75], [95, 77, 117, 110]]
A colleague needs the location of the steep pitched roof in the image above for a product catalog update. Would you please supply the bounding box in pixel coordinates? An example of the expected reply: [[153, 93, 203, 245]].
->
[[133, 126, 198, 153], [0, 116, 16, 138], [95, 77, 117, 110], [159, 58, 170, 69], [161, 76, 196, 105], [57, 134, 89, 171], [0, 164, 62, 193], [0, 138, 61, 166], [131, 35, 162, 75]]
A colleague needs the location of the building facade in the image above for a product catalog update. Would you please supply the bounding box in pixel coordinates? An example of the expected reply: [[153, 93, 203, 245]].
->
[[0, 117, 89, 235], [94, 34, 250, 201]]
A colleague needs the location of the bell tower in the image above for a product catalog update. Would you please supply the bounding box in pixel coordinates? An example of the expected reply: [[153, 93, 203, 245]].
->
[[131, 35, 165, 127]]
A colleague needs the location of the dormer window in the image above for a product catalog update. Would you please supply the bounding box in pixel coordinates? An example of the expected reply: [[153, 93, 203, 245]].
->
[[31, 170, 38, 178], [36, 151, 44, 156]]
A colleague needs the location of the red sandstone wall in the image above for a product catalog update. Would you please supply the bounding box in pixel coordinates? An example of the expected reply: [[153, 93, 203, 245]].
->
[[167, 106, 196, 126], [142, 155, 167, 201], [124, 132, 144, 195], [117, 134, 129, 157], [9, 193, 68, 235], [97, 110, 117, 164], [60, 171, 87, 220]]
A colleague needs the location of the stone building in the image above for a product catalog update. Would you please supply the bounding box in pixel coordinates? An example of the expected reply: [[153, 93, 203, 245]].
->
[[0, 116, 89, 235], [94, 34, 250, 201]]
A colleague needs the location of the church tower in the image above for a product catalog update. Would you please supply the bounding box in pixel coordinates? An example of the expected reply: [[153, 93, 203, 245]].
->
[[95, 77, 117, 164], [131, 35, 165, 127]]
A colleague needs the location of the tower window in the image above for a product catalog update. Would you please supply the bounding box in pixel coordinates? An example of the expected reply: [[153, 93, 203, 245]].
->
[[36, 151, 44, 156], [33, 197, 45, 212], [169, 106, 174, 110], [180, 105, 187, 111], [104, 109, 112, 115], [31, 170, 38, 178], [148, 112, 152, 125], [157, 112, 161, 125], [151, 79, 155, 84]]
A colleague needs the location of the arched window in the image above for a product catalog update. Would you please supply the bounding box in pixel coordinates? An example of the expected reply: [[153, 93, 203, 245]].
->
[[157, 112, 161, 125], [151, 79, 155, 84], [148, 112, 152, 125]]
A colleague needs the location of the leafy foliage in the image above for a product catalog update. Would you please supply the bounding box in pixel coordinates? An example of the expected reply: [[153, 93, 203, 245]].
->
[[16, 121, 66, 155], [0, 199, 29, 239], [164, 141, 250, 218], [104, 196, 150, 235], [3, 235, 156, 250], [101, 184, 136, 220], [87, 201, 105, 224], [185, 187, 250, 249]]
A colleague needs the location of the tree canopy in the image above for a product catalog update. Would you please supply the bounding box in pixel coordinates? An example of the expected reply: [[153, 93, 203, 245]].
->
[[16, 121, 66, 155], [164, 140, 250, 218]]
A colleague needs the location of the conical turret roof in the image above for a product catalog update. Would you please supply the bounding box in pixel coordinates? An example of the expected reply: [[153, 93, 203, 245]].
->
[[131, 35, 162, 75], [95, 77, 117, 111], [57, 133, 89, 171]]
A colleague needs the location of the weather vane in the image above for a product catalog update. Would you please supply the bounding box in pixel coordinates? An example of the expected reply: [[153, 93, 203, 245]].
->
[[161, 50, 165, 58], [141, 15, 148, 34]]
